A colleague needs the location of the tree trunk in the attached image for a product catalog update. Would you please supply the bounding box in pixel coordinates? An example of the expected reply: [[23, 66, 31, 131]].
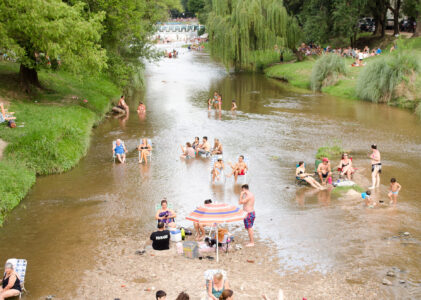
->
[[292, 48, 303, 62], [381, 11, 387, 37], [19, 64, 41, 92], [392, 0, 401, 35], [414, 13, 421, 37], [373, 18, 380, 35]]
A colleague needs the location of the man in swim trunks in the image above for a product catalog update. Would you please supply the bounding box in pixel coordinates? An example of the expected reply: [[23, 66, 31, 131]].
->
[[317, 158, 331, 185], [227, 155, 248, 183], [239, 184, 255, 247], [388, 177, 401, 205], [369, 144, 381, 189], [197, 136, 211, 156]]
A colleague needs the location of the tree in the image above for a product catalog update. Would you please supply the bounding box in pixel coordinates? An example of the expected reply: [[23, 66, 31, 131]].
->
[[332, 0, 367, 47], [388, 0, 402, 35], [68, 0, 181, 87], [402, 0, 421, 37], [207, 0, 301, 70], [0, 0, 106, 91], [188, 0, 205, 15]]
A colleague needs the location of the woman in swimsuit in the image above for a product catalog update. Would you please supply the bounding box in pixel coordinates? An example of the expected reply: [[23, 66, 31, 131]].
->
[[0, 263, 21, 299], [338, 153, 353, 180], [296, 161, 324, 189], [137, 102, 146, 113], [211, 138, 223, 156], [213, 92, 220, 110], [138, 138, 152, 164], [207, 273, 230, 300], [192, 137, 200, 152], [155, 199, 176, 228], [217, 94, 222, 111], [369, 144, 381, 189], [180, 142, 195, 159], [211, 158, 224, 183]]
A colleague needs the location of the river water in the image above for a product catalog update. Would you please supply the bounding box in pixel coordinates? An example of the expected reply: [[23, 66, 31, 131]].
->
[[1, 45, 421, 299]]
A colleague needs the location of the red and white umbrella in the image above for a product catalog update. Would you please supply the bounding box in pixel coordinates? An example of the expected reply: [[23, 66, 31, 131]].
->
[[186, 203, 247, 261]]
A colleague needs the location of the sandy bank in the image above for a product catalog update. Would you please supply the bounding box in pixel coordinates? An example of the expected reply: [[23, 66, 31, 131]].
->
[[76, 229, 382, 300]]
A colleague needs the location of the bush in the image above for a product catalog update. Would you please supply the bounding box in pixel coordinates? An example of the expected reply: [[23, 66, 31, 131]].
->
[[356, 53, 420, 103], [316, 141, 343, 160], [310, 54, 347, 91]]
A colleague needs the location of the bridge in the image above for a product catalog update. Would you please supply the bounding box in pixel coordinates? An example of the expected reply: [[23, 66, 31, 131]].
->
[[156, 23, 205, 33]]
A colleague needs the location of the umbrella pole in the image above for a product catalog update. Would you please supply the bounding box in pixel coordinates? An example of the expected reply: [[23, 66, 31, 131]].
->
[[216, 224, 219, 263]]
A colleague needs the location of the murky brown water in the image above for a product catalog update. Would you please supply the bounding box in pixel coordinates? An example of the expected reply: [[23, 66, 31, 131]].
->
[[1, 45, 421, 299]]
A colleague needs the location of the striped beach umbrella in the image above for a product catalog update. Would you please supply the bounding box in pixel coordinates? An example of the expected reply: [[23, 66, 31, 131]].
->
[[186, 203, 247, 262]]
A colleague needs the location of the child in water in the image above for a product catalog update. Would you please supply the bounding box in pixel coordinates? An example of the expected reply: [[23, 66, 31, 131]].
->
[[388, 178, 401, 205], [231, 100, 237, 111], [208, 98, 214, 110], [361, 190, 374, 207]]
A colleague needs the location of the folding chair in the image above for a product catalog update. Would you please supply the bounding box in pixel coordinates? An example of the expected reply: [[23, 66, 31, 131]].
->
[[138, 138, 152, 162], [112, 140, 126, 163], [5, 258, 27, 298]]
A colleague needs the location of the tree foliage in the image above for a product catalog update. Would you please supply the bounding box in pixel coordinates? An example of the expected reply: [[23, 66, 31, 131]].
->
[[0, 0, 106, 89], [206, 0, 301, 70]]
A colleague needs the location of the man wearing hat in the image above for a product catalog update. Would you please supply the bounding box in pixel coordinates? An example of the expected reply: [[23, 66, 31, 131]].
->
[[317, 157, 332, 186]]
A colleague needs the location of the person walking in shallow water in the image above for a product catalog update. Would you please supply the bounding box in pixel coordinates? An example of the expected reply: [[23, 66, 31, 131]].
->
[[369, 144, 381, 189], [239, 184, 255, 247]]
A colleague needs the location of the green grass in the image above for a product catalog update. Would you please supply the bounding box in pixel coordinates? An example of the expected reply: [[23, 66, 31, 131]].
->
[[0, 61, 120, 225], [265, 37, 421, 111], [331, 184, 365, 197], [265, 58, 315, 89]]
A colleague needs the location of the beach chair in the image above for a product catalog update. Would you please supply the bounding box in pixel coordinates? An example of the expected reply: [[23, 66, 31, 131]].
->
[[295, 163, 308, 185], [138, 138, 152, 162], [112, 140, 126, 163], [5, 258, 27, 298], [0, 103, 16, 124], [210, 156, 225, 184], [338, 156, 356, 179]]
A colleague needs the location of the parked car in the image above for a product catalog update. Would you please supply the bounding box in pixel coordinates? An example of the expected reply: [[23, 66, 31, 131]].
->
[[386, 19, 395, 29]]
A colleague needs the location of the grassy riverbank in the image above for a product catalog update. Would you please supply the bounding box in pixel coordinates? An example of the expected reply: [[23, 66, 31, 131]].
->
[[265, 39, 421, 114], [0, 62, 120, 224]]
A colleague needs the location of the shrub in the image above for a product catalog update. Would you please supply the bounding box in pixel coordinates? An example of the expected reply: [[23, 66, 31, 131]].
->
[[316, 140, 343, 160], [310, 54, 347, 91], [356, 53, 420, 103]]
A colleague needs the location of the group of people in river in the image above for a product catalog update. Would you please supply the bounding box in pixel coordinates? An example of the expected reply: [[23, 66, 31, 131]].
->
[[154, 281, 234, 300], [207, 92, 238, 112], [295, 144, 402, 206]]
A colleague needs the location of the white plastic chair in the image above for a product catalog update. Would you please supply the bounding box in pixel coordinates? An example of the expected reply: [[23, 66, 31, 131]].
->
[[112, 140, 126, 163], [5, 258, 27, 298], [138, 138, 152, 162]]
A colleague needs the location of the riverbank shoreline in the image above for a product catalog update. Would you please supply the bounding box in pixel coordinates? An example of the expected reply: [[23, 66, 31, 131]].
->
[[264, 48, 421, 118], [0, 61, 120, 225]]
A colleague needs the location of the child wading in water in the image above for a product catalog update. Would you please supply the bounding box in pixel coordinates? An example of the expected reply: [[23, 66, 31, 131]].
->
[[362, 190, 374, 207], [231, 100, 237, 111], [388, 178, 401, 205]]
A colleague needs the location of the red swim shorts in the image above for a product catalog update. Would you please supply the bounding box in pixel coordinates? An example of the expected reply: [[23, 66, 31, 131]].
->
[[238, 170, 245, 176]]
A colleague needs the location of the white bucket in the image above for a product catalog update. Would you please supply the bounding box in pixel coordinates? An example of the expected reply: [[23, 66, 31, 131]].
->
[[170, 229, 182, 242]]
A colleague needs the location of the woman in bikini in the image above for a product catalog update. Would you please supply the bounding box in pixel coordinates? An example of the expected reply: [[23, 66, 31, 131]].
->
[[369, 144, 381, 189], [211, 138, 223, 156], [213, 92, 219, 110], [338, 153, 353, 180], [192, 137, 200, 153], [211, 158, 224, 183], [138, 138, 152, 164], [155, 199, 176, 228], [296, 161, 324, 189]]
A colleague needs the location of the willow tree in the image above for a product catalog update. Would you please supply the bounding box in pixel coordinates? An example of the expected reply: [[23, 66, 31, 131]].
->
[[207, 0, 301, 70]]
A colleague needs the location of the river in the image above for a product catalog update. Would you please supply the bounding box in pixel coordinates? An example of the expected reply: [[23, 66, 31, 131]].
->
[[0, 44, 420, 299]]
